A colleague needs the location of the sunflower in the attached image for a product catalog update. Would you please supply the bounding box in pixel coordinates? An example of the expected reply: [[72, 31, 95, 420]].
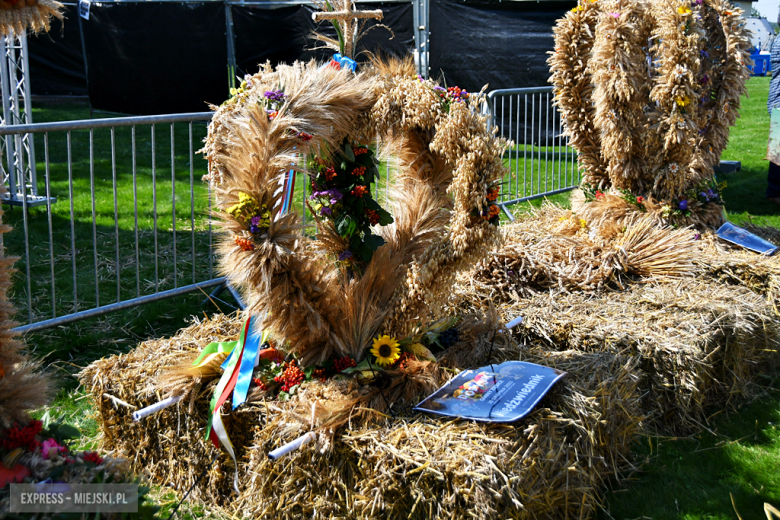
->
[[370, 335, 401, 367]]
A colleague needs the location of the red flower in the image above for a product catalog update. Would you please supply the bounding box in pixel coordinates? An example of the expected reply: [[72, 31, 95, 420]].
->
[[595, 191, 605, 200], [82, 451, 104, 466], [636, 196, 644, 203]]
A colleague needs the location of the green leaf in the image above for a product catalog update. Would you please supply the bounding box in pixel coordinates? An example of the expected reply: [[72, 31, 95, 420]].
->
[[344, 142, 355, 162], [41, 410, 52, 429], [376, 207, 394, 226], [364, 233, 386, 252], [341, 358, 372, 375], [54, 423, 82, 441], [304, 365, 315, 379]]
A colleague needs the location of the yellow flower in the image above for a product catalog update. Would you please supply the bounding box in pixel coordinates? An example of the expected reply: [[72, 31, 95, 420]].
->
[[675, 95, 691, 107], [572, 5, 583, 12], [677, 6, 691, 15], [370, 335, 401, 367], [227, 192, 260, 220], [579, 218, 587, 229]]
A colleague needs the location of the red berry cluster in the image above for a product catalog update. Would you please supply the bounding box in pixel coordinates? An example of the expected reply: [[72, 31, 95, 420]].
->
[[351, 185, 368, 198], [82, 451, 104, 466], [297, 132, 313, 142], [274, 361, 305, 392], [333, 356, 357, 373], [313, 368, 326, 382], [234, 236, 255, 251], [353, 147, 369, 156], [252, 377, 268, 391], [365, 208, 380, 225], [1, 420, 43, 452], [351, 166, 366, 177], [487, 187, 500, 202], [325, 166, 337, 181]]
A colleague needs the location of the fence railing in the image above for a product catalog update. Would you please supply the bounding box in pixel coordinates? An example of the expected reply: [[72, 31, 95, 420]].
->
[[485, 87, 580, 208], [0, 112, 224, 334], [2, 87, 580, 332]]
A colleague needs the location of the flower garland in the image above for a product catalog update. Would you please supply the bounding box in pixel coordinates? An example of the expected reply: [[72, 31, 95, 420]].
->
[[242, 318, 461, 400], [581, 177, 725, 223], [309, 138, 393, 265]]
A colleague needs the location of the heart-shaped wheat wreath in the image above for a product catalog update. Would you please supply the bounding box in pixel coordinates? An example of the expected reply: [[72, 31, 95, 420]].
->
[[202, 58, 507, 367]]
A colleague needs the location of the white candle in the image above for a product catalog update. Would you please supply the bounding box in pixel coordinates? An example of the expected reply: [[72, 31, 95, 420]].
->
[[268, 432, 316, 460], [131, 395, 183, 422]]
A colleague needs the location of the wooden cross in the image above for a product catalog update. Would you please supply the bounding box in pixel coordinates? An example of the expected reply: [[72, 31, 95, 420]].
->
[[312, 1, 383, 60]]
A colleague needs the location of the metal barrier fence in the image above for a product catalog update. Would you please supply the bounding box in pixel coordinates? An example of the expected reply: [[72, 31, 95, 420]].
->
[[2, 87, 579, 333], [0, 112, 224, 334], [485, 87, 580, 210]]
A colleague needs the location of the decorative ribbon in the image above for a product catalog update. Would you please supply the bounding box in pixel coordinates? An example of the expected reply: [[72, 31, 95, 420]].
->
[[329, 53, 357, 72], [197, 315, 270, 492], [278, 166, 297, 216]]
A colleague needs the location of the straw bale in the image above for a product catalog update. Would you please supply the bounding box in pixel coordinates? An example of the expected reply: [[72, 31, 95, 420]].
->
[[80, 277, 777, 517], [80, 207, 780, 519], [80, 314, 642, 519]]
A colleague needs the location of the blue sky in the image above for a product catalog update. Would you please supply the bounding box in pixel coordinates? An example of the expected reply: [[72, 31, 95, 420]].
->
[[754, 1, 778, 19]]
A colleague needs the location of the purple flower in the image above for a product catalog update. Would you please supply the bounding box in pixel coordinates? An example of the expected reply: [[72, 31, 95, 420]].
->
[[250, 215, 261, 226], [264, 90, 286, 103], [679, 200, 688, 211], [706, 189, 715, 199], [312, 189, 343, 204], [700, 50, 709, 59], [321, 207, 332, 216], [693, 233, 701, 240], [700, 191, 709, 201], [338, 250, 353, 261], [433, 86, 446, 92], [249, 225, 261, 234], [610, 12, 621, 18]]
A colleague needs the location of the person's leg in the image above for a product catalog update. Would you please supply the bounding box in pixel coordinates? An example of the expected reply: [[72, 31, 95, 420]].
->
[[768, 161, 780, 201]]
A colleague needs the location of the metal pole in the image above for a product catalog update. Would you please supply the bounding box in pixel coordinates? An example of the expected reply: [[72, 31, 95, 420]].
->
[[0, 36, 17, 200], [19, 33, 36, 194], [225, 2, 237, 93]]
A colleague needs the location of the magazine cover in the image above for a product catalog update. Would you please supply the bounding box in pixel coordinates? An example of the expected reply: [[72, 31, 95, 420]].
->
[[716, 222, 779, 256], [413, 360, 567, 423]]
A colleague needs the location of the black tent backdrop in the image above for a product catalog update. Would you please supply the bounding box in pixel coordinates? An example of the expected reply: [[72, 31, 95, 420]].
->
[[26, 0, 573, 115]]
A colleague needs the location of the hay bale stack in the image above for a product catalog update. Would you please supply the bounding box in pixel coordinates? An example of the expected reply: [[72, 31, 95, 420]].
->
[[81, 318, 642, 519], [498, 281, 778, 432], [80, 209, 780, 519]]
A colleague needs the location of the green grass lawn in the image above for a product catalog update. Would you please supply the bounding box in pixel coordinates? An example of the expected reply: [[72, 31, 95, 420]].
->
[[7, 75, 780, 519]]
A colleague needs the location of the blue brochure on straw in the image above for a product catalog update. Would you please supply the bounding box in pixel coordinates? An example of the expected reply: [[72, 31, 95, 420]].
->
[[716, 222, 780, 256], [413, 360, 566, 423]]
